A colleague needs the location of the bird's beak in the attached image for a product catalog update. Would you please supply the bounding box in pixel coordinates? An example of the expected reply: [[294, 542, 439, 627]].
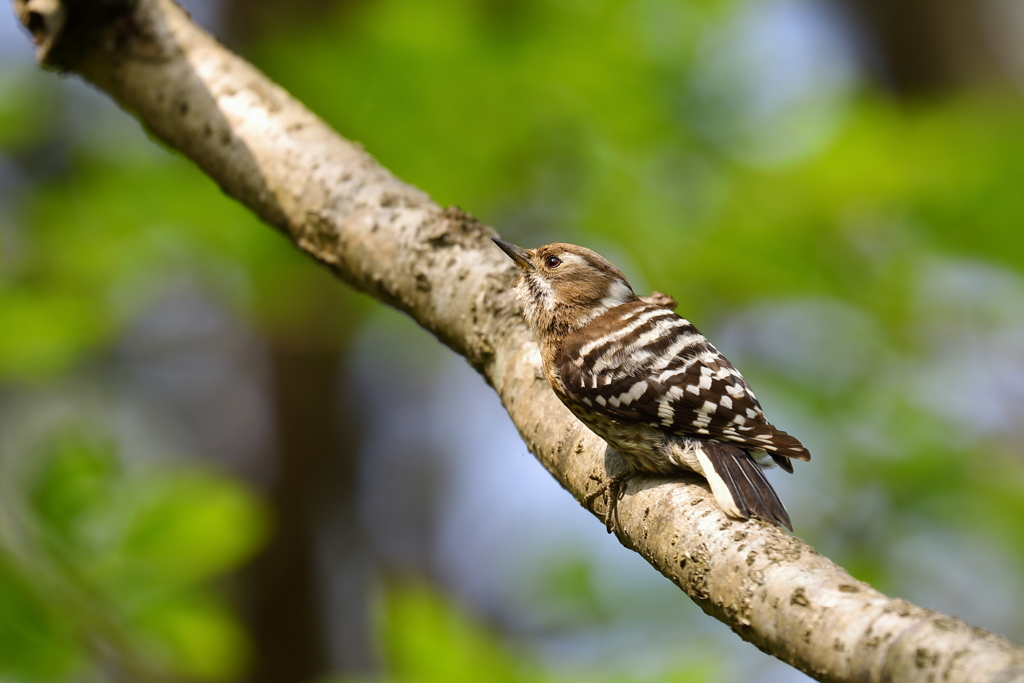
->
[[492, 238, 534, 271]]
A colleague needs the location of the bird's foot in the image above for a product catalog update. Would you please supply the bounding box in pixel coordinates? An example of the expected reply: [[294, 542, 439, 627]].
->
[[585, 471, 630, 534]]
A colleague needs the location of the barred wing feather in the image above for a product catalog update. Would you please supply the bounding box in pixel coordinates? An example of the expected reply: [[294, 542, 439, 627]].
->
[[555, 302, 810, 462]]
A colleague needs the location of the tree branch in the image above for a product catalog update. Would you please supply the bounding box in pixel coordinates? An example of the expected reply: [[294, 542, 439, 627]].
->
[[11, 1, 1024, 681]]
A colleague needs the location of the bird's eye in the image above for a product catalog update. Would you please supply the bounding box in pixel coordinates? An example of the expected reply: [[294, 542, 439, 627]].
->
[[545, 256, 562, 269]]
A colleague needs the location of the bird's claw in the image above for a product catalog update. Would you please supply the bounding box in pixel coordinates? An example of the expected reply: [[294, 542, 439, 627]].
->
[[585, 472, 629, 534]]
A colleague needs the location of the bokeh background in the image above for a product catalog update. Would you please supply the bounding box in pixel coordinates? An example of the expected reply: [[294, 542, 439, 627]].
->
[[2, 0, 1024, 681]]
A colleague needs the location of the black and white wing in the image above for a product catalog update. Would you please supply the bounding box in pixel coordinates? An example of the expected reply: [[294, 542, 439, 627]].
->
[[555, 301, 810, 466]]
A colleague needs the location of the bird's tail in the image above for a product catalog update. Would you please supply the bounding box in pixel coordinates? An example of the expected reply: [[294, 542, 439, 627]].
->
[[694, 441, 792, 530]]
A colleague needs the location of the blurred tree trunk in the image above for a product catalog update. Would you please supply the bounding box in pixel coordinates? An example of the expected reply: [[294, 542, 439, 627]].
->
[[215, 4, 380, 682], [220, 0, 355, 51], [243, 340, 375, 683], [838, 0, 1009, 95], [246, 346, 334, 683]]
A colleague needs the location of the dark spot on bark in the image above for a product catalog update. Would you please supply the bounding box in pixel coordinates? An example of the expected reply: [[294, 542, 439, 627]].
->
[[298, 211, 341, 265], [943, 649, 970, 680], [766, 538, 803, 563], [969, 625, 993, 639], [932, 618, 956, 631], [415, 273, 431, 292], [838, 584, 859, 593], [883, 600, 915, 617], [423, 206, 492, 249], [248, 82, 282, 112], [220, 129, 231, 145], [791, 587, 810, 607], [380, 192, 399, 208], [915, 648, 938, 668], [680, 544, 710, 601], [178, 100, 189, 115]]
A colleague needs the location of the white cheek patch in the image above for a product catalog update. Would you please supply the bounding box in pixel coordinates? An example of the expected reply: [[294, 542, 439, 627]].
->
[[599, 278, 634, 309]]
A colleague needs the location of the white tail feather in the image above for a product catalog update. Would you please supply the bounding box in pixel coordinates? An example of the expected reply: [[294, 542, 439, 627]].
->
[[695, 446, 745, 519]]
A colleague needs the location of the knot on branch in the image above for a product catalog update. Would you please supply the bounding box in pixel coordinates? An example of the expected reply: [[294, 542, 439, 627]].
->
[[15, 0, 66, 60], [14, 0, 139, 67], [426, 206, 493, 248]]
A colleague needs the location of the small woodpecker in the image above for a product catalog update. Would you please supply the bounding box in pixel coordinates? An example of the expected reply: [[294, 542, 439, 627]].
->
[[494, 238, 809, 530]]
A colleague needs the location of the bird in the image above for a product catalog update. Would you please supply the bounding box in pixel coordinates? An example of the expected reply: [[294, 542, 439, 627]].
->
[[493, 237, 809, 530]]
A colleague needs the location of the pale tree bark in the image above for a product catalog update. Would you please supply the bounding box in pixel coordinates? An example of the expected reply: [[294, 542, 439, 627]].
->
[[10, 1, 1024, 681]]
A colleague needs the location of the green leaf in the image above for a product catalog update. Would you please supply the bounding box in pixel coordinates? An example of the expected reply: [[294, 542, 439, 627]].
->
[[131, 591, 251, 682], [119, 472, 269, 586], [29, 435, 120, 552], [0, 291, 110, 380], [0, 555, 82, 681], [378, 582, 541, 683]]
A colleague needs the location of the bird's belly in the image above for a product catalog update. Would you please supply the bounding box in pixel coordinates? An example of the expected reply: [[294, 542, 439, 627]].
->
[[561, 400, 705, 476]]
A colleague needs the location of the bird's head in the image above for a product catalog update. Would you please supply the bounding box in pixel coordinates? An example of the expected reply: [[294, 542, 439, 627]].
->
[[493, 238, 638, 339]]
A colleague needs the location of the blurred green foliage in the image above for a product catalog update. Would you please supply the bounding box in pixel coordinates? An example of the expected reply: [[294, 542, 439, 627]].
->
[[1, 150, 365, 380], [0, 434, 267, 681], [374, 583, 552, 683], [2, 0, 1024, 680], [0, 68, 57, 153], [335, 582, 715, 683]]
